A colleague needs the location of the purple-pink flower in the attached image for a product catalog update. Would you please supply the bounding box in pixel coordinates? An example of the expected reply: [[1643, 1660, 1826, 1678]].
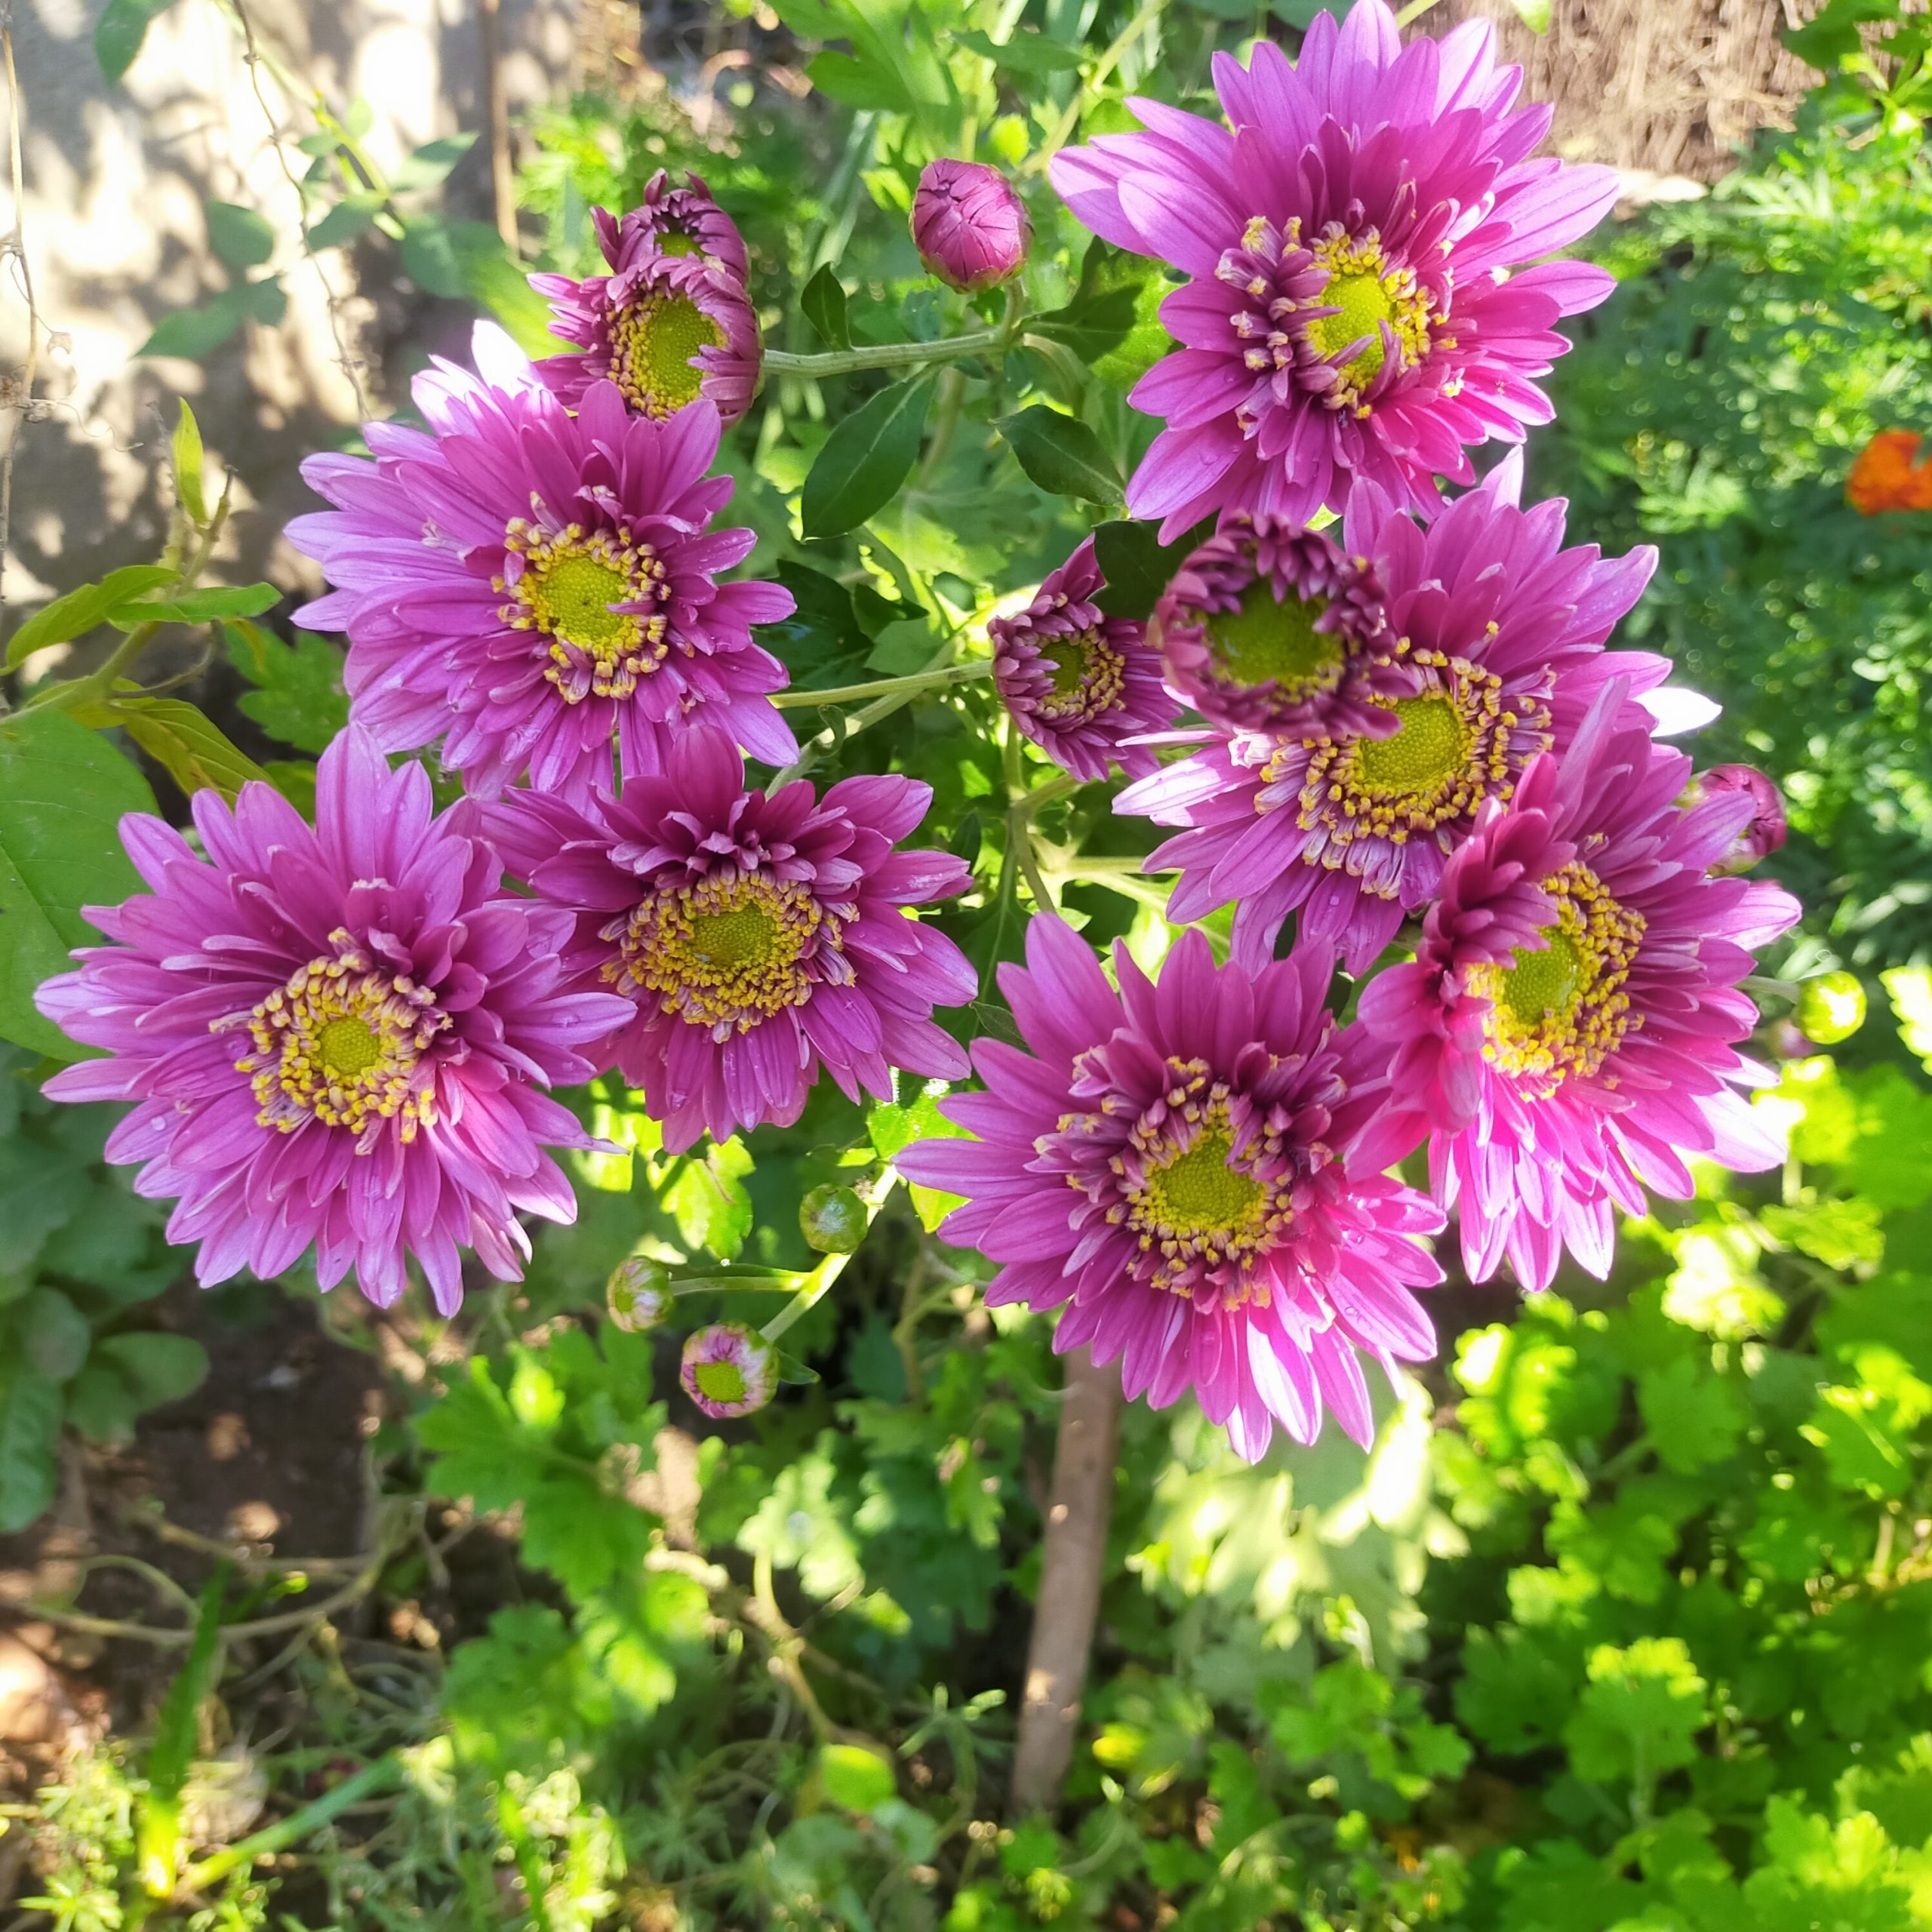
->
[[681, 1323, 777, 1419], [532, 248, 760, 425], [989, 536, 1176, 782], [31, 732, 629, 1315], [912, 159, 1032, 293], [484, 733, 978, 1153], [898, 918, 1442, 1461], [1353, 695, 1800, 1291], [1689, 763, 1787, 875], [1118, 457, 1663, 973], [1153, 515, 1405, 740], [288, 324, 797, 807], [592, 169, 750, 281], [1051, 2, 1619, 533]]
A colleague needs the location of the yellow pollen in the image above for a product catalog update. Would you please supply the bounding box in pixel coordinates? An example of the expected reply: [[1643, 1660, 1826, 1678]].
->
[[694, 1359, 746, 1403], [500, 521, 671, 706], [1204, 581, 1343, 694], [1035, 624, 1126, 724], [1140, 1134, 1264, 1238], [1470, 863, 1647, 1096], [223, 938, 445, 1148], [1304, 227, 1433, 410], [1354, 694, 1473, 798], [610, 290, 722, 418], [610, 872, 835, 1035]]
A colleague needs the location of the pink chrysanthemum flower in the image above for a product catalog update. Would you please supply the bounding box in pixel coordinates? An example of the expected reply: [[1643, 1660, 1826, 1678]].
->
[[288, 324, 797, 806], [897, 918, 1442, 1461], [1153, 515, 1405, 740], [532, 245, 761, 425], [31, 732, 629, 1315], [1353, 695, 1800, 1291], [1050, 2, 1619, 533], [681, 1323, 777, 1419], [1117, 457, 1663, 973], [594, 169, 750, 281], [912, 159, 1032, 292], [485, 733, 977, 1153], [989, 537, 1177, 783]]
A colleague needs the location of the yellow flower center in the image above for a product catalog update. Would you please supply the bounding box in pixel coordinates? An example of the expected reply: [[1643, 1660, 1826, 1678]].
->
[[499, 521, 671, 705], [609, 873, 834, 1035], [1353, 694, 1474, 799], [1469, 863, 1647, 1096], [657, 229, 703, 257], [609, 289, 723, 418], [1139, 1133, 1266, 1239], [228, 939, 446, 1147], [694, 1359, 746, 1404], [1305, 228, 1433, 409], [1204, 581, 1343, 694], [1035, 624, 1127, 724]]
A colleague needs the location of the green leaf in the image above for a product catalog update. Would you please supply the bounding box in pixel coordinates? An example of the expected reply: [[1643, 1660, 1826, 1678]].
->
[[139, 291, 246, 361], [225, 627, 349, 755], [804, 48, 915, 112], [666, 1138, 755, 1261], [801, 265, 851, 352], [87, 697, 269, 805], [392, 132, 478, 196], [304, 193, 383, 253], [137, 1564, 229, 1896], [818, 1743, 897, 1814], [0, 710, 156, 1059], [66, 1363, 143, 1444], [1563, 1638, 1708, 1787], [764, 564, 876, 691], [207, 200, 275, 272], [1509, 0, 1553, 28], [1784, 0, 1900, 69], [233, 276, 288, 326], [111, 583, 280, 628], [94, 0, 177, 82], [0, 1371, 62, 1534], [5, 565, 177, 670], [1090, 518, 1214, 621], [800, 377, 934, 540], [1637, 1357, 1747, 1474], [995, 407, 1124, 505], [1032, 285, 1142, 365], [400, 216, 476, 298], [94, 1333, 210, 1413], [20, 1289, 91, 1383], [955, 26, 1084, 72], [171, 401, 207, 525]]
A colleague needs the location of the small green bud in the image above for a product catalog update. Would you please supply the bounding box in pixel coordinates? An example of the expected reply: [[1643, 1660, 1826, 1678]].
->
[[1795, 971, 1866, 1046], [606, 1255, 673, 1332], [799, 1183, 867, 1255]]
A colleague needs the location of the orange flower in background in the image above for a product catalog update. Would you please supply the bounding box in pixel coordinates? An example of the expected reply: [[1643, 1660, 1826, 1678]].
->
[[1847, 429, 1932, 513]]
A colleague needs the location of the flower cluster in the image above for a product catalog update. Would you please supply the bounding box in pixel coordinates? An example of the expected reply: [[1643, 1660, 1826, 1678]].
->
[[34, 18, 1807, 1465]]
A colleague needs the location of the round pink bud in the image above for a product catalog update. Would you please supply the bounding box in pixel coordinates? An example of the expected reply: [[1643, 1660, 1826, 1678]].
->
[[679, 1323, 778, 1421], [1690, 764, 1787, 875], [910, 160, 1030, 293]]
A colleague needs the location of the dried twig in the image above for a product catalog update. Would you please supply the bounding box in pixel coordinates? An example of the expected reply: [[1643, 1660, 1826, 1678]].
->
[[0, 5, 41, 635]]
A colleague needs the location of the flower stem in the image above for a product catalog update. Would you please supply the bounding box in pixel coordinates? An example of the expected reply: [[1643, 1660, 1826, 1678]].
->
[[760, 1167, 898, 1344], [764, 326, 1019, 380], [770, 660, 993, 711], [178, 1753, 402, 1894]]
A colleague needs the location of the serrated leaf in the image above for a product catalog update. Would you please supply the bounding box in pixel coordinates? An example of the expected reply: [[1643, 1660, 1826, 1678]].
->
[[171, 401, 207, 525], [5, 565, 177, 670], [801, 264, 851, 352], [111, 583, 280, 629], [0, 710, 156, 1059], [225, 626, 349, 755], [667, 1138, 754, 1261], [139, 291, 246, 361], [801, 377, 934, 540], [94, 0, 177, 82], [995, 407, 1124, 504], [955, 26, 1084, 72], [91, 697, 269, 804], [207, 200, 275, 272], [1562, 1638, 1707, 1786], [0, 1372, 61, 1533]]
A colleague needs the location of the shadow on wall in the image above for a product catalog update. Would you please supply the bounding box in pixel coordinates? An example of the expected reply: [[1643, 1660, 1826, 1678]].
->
[[2, 0, 574, 618]]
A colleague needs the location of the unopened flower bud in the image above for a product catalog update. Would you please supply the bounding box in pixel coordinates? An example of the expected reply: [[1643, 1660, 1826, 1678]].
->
[[800, 1183, 867, 1255], [910, 160, 1030, 294], [1689, 764, 1787, 875], [1795, 971, 1866, 1046], [680, 1323, 778, 1420], [607, 1256, 673, 1332]]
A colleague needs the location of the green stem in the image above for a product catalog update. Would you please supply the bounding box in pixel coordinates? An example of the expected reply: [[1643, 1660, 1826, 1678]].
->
[[1742, 974, 1799, 1002], [760, 1168, 898, 1345], [771, 660, 992, 711], [178, 1754, 402, 1894], [763, 326, 1017, 380], [671, 1275, 801, 1297]]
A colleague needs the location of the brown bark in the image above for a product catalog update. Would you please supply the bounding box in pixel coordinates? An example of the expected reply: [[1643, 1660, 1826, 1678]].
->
[[1008, 1347, 1123, 1817], [478, 0, 518, 252]]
